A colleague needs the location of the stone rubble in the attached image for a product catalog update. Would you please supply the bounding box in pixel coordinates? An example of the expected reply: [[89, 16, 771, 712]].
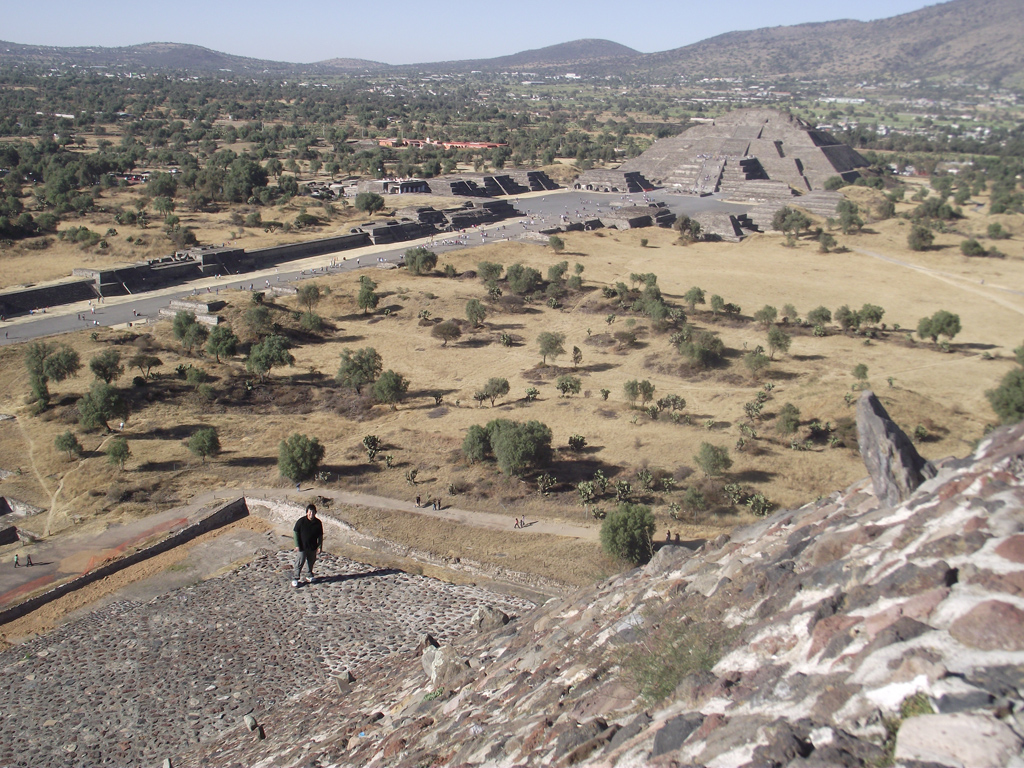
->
[[173, 422, 1024, 768], [3, 420, 1024, 768]]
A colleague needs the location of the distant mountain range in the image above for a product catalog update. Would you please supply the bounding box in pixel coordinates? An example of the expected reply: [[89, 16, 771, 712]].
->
[[1, 0, 1021, 88]]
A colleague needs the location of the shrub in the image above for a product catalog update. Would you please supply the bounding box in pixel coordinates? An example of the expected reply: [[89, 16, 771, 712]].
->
[[600, 503, 655, 565], [337, 347, 382, 393], [278, 433, 325, 483], [917, 310, 961, 343], [188, 427, 221, 463], [372, 370, 409, 409], [55, 430, 83, 460], [555, 374, 582, 397], [987, 368, 1024, 425], [105, 437, 131, 470], [908, 224, 934, 251], [776, 403, 801, 434], [404, 246, 438, 275], [432, 320, 462, 346], [961, 238, 987, 257], [695, 442, 732, 477], [568, 434, 587, 452]]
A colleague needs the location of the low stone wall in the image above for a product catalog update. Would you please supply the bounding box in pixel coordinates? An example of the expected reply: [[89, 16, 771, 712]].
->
[[0, 498, 249, 626], [0, 279, 97, 317]]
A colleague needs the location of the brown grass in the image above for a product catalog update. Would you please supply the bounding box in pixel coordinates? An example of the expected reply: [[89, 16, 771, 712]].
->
[[1, 189, 1022, 588]]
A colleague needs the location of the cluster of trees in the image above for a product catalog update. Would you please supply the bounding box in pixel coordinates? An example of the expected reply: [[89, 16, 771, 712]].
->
[[462, 419, 553, 477]]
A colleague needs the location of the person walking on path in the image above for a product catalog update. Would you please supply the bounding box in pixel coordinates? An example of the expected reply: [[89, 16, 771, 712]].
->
[[292, 504, 323, 587]]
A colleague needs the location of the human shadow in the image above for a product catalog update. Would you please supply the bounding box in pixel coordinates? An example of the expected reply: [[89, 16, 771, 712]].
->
[[315, 568, 403, 585]]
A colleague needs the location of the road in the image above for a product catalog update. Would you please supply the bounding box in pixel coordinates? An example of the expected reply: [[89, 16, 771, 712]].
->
[[0, 189, 749, 346]]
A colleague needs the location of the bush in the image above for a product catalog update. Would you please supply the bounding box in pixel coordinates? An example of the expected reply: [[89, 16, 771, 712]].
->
[[431, 320, 462, 346], [404, 247, 438, 275], [917, 310, 961, 343], [188, 427, 221, 463], [600, 503, 655, 565], [354, 192, 384, 214], [960, 238, 987, 257], [278, 433, 325, 483], [463, 419, 553, 476], [695, 442, 732, 477], [55, 430, 83, 460], [987, 368, 1024, 425], [776, 403, 801, 434], [908, 224, 934, 251], [372, 370, 409, 409], [105, 437, 131, 470]]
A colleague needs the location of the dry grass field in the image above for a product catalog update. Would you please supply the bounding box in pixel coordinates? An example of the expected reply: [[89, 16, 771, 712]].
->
[[1, 188, 1022, 589]]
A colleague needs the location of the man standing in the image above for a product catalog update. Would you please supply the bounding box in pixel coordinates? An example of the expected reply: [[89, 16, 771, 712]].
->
[[292, 503, 323, 587]]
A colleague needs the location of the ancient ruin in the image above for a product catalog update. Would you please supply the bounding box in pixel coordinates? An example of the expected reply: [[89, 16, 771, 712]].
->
[[615, 108, 869, 199]]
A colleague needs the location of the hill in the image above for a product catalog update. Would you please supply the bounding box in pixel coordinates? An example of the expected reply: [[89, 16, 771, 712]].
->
[[641, 0, 1024, 88], [1, 0, 1021, 87]]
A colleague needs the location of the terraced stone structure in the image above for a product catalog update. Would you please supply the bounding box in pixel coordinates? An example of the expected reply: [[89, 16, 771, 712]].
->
[[619, 108, 869, 200]]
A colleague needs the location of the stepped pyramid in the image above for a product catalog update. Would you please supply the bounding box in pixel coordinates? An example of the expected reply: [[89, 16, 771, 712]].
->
[[620, 108, 868, 198]]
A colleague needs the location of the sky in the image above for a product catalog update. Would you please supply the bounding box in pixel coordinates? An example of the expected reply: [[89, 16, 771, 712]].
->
[[2, 0, 945, 66]]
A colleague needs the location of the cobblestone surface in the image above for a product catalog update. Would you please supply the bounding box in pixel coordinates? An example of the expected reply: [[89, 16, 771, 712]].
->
[[0, 550, 533, 768]]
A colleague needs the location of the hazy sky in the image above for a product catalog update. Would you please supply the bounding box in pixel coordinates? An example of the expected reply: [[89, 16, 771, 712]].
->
[[4, 0, 943, 65]]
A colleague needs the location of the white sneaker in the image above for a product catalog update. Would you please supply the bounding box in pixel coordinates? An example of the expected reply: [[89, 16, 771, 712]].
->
[[291, 580, 299, 587], [305, 576, 314, 583]]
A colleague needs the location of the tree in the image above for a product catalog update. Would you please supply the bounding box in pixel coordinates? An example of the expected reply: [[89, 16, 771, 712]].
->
[[835, 305, 861, 331], [859, 304, 885, 326], [961, 239, 987, 257], [337, 347, 382, 393], [485, 419, 553, 477], [556, 375, 582, 397], [753, 305, 778, 328], [246, 335, 294, 382], [478, 377, 510, 406], [129, 352, 162, 379], [771, 206, 812, 235], [679, 330, 725, 369], [744, 350, 771, 378], [638, 380, 656, 406], [776, 403, 801, 434], [837, 199, 864, 234], [188, 427, 221, 463], [710, 295, 725, 315], [278, 433, 325, 483], [807, 306, 832, 326], [695, 442, 732, 477], [55, 430, 83, 461], [245, 305, 274, 338], [25, 341, 81, 410], [206, 324, 239, 363], [477, 261, 503, 283], [572, 346, 583, 369], [818, 231, 837, 253], [624, 379, 641, 407], [405, 247, 438, 276], [507, 263, 542, 295], [908, 224, 934, 251], [354, 192, 385, 214], [173, 311, 209, 354], [88, 349, 123, 384], [537, 331, 565, 364], [987, 368, 1024, 425], [462, 424, 490, 463], [78, 381, 129, 432], [600, 503, 656, 566], [362, 435, 382, 461], [465, 299, 487, 327], [357, 275, 379, 314], [432, 320, 462, 346], [917, 310, 961, 343], [296, 283, 328, 314], [372, 370, 409, 409], [684, 286, 706, 311], [767, 326, 791, 359], [548, 235, 565, 253], [105, 437, 131, 470], [852, 363, 869, 384]]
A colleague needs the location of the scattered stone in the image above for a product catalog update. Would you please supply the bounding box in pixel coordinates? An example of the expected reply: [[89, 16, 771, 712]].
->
[[651, 713, 704, 757], [949, 600, 1024, 651], [472, 606, 509, 632]]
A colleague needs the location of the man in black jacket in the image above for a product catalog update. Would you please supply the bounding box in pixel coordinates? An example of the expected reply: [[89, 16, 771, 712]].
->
[[292, 503, 323, 587]]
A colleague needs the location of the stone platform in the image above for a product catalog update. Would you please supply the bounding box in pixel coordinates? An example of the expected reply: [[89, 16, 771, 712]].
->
[[0, 550, 533, 768]]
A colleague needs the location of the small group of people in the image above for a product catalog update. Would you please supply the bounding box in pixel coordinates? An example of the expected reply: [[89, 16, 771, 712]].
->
[[13, 554, 33, 567], [513, 516, 527, 529], [414, 495, 442, 510]]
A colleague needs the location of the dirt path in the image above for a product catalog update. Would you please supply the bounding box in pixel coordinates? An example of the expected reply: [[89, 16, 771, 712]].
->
[[197, 486, 599, 540], [852, 246, 1024, 316]]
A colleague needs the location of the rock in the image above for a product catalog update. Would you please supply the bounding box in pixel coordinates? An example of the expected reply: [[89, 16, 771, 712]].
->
[[472, 606, 510, 632], [856, 391, 936, 506], [651, 713, 704, 757], [242, 714, 257, 732], [894, 713, 1022, 766], [949, 600, 1024, 651], [422, 645, 471, 688], [994, 535, 1024, 564]]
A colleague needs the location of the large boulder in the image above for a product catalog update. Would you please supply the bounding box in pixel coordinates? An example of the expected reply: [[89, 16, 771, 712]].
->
[[421, 645, 470, 688], [856, 391, 936, 506]]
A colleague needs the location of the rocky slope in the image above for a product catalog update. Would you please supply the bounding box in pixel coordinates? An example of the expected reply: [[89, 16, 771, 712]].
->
[[173, 401, 1024, 768]]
